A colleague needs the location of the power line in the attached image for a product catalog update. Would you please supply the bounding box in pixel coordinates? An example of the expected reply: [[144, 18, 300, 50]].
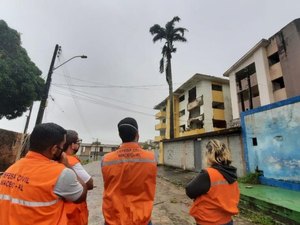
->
[[52, 85, 191, 124]]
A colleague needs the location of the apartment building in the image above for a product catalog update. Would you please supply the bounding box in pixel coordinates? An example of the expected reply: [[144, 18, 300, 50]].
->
[[224, 18, 300, 119], [154, 73, 232, 142], [77, 143, 118, 161]]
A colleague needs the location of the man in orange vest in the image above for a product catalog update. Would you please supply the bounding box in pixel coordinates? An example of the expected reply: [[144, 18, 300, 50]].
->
[[101, 117, 157, 225], [186, 139, 240, 225], [63, 130, 94, 225], [0, 123, 87, 225]]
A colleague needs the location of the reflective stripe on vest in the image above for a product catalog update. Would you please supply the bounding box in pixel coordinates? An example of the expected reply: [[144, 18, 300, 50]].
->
[[211, 180, 229, 186], [101, 158, 156, 167], [0, 194, 59, 207]]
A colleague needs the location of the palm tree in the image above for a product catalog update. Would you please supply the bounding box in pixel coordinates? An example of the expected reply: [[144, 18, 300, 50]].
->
[[150, 16, 187, 139]]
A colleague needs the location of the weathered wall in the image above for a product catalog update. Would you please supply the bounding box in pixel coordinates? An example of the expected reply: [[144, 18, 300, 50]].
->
[[277, 18, 300, 98], [0, 129, 23, 172], [241, 96, 300, 182], [163, 130, 245, 176], [164, 140, 195, 170]]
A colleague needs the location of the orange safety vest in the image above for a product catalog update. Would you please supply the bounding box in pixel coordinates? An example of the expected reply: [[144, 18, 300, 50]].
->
[[0, 151, 67, 225], [101, 142, 157, 225], [64, 155, 88, 225], [190, 167, 240, 225]]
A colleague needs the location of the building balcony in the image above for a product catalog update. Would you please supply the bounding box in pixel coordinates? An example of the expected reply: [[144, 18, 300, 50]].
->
[[269, 62, 283, 81], [212, 90, 224, 102], [179, 128, 205, 137], [155, 123, 166, 130], [154, 136, 165, 142], [155, 111, 166, 119], [252, 96, 261, 108], [187, 96, 203, 111], [187, 114, 204, 126], [273, 88, 287, 102], [213, 108, 225, 120]]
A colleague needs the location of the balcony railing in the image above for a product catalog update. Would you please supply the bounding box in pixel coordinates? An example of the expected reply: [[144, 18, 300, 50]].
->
[[187, 114, 204, 127], [154, 136, 165, 142], [269, 62, 283, 81], [155, 111, 166, 119], [155, 123, 166, 130], [187, 96, 203, 111]]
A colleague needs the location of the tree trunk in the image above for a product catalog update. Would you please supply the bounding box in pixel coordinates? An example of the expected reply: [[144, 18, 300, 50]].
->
[[166, 56, 174, 139]]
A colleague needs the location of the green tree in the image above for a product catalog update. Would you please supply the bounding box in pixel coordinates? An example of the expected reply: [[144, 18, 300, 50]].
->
[[0, 20, 44, 120], [150, 16, 187, 139]]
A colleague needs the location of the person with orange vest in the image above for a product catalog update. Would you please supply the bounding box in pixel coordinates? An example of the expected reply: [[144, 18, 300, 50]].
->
[[101, 117, 157, 225], [0, 123, 87, 225], [186, 139, 240, 225], [63, 130, 94, 225]]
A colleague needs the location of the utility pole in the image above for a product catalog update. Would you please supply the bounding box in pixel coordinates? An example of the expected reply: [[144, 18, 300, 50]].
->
[[35, 44, 60, 125], [23, 104, 33, 134]]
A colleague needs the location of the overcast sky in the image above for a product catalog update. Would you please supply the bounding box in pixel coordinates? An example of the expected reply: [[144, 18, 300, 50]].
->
[[0, 0, 300, 144]]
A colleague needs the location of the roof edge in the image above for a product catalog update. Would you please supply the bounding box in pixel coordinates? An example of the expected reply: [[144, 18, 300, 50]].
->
[[223, 39, 269, 77]]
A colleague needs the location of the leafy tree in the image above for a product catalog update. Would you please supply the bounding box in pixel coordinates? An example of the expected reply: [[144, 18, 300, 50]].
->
[[0, 20, 44, 120], [150, 16, 187, 139]]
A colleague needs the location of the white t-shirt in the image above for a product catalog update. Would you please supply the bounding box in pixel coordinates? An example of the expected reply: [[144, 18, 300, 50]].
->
[[72, 162, 92, 183], [54, 168, 83, 202]]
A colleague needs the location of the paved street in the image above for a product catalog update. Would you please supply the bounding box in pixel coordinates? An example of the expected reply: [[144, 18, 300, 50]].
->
[[84, 160, 254, 225]]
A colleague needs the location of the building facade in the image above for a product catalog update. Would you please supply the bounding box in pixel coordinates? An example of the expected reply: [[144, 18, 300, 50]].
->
[[224, 18, 300, 119], [77, 143, 118, 161], [154, 73, 232, 142]]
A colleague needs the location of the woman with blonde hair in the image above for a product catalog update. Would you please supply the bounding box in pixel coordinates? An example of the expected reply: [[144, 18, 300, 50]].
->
[[186, 139, 240, 225]]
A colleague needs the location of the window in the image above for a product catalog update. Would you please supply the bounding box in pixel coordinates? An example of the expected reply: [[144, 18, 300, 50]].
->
[[162, 119, 166, 123], [212, 119, 226, 128], [188, 87, 196, 102], [212, 84, 222, 91], [241, 90, 249, 101], [272, 77, 285, 91], [251, 85, 259, 98], [212, 101, 224, 109], [179, 95, 185, 102], [162, 107, 166, 112], [179, 109, 185, 117], [268, 52, 280, 66], [190, 120, 203, 129], [252, 137, 258, 146]]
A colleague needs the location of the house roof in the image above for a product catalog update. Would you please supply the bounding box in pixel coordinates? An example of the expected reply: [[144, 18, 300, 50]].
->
[[154, 73, 229, 109], [223, 39, 269, 77]]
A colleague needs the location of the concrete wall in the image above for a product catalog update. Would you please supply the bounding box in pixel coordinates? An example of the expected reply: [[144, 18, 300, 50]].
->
[[0, 129, 23, 172], [163, 140, 195, 170], [163, 130, 246, 177], [241, 96, 300, 182], [277, 19, 300, 98]]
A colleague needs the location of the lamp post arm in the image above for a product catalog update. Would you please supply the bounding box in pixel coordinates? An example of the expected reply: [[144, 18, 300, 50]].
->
[[53, 55, 87, 71], [35, 44, 87, 125]]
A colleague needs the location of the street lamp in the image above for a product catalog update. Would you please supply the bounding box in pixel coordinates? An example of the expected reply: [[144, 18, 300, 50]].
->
[[35, 44, 87, 125]]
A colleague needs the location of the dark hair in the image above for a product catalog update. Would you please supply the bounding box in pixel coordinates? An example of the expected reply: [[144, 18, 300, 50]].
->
[[30, 123, 66, 152], [118, 117, 138, 142], [63, 130, 78, 150]]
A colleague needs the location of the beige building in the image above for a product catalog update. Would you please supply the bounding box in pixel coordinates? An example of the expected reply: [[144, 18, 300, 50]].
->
[[77, 143, 118, 161], [154, 73, 232, 141], [224, 18, 300, 119]]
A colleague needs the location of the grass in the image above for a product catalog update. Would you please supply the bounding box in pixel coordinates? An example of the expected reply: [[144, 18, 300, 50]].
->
[[239, 208, 283, 225], [238, 172, 261, 184]]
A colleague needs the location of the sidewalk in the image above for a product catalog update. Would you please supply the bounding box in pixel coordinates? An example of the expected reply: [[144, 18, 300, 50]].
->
[[157, 165, 300, 225]]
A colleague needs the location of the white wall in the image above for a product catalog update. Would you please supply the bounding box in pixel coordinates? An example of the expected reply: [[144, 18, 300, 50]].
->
[[254, 48, 274, 105], [163, 140, 195, 170], [200, 80, 213, 131]]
